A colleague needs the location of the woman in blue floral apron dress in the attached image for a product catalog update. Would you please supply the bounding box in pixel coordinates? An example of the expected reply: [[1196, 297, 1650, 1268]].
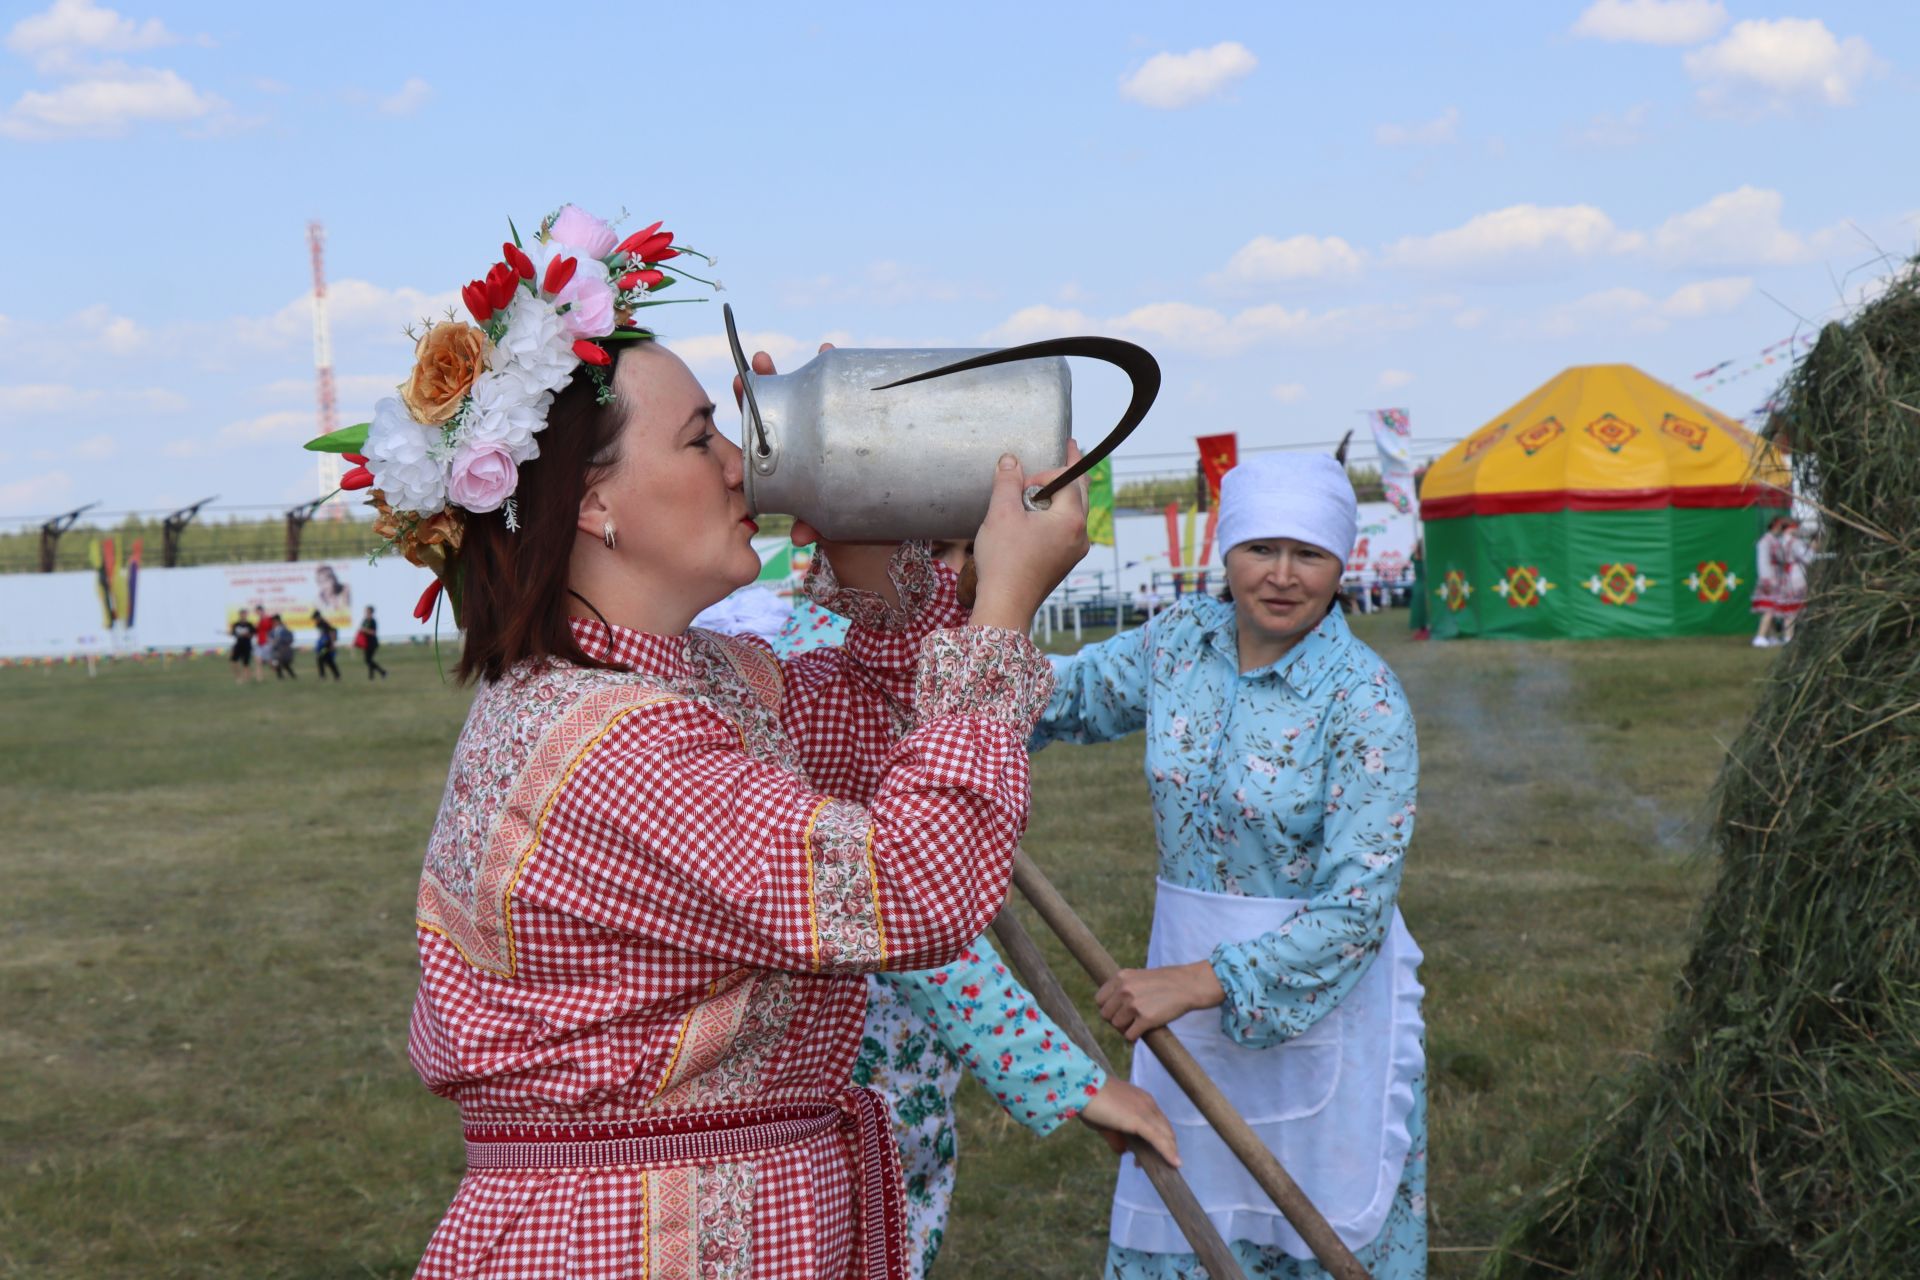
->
[[1032, 454, 1428, 1280]]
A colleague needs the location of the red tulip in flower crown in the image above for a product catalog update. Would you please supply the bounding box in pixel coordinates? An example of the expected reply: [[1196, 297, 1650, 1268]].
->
[[303, 204, 718, 613]]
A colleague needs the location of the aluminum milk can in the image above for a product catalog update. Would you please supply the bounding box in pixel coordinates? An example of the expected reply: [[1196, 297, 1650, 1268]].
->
[[723, 304, 1162, 542], [741, 346, 1071, 542]]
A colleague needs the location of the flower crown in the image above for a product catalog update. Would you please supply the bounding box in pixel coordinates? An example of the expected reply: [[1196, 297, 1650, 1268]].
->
[[304, 204, 716, 613]]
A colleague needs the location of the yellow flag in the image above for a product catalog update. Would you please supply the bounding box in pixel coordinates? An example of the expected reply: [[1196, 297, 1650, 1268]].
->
[[1086, 458, 1114, 547]]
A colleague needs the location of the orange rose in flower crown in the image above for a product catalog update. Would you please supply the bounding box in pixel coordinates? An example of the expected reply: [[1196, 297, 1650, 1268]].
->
[[305, 203, 718, 620]]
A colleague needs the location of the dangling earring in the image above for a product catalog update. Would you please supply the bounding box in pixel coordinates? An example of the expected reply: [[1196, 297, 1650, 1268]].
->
[[602, 521, 617, 550]]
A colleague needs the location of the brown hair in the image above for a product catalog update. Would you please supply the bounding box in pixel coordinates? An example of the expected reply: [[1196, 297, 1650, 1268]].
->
[[453, 345, 642, 684]]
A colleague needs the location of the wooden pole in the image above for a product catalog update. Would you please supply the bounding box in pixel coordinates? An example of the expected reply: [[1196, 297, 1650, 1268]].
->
[[1009, 849, 1372, 1280], [989, 906, 1247, 1280]]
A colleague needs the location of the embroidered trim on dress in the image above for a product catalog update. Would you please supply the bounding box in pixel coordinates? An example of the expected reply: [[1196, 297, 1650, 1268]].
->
[[805, 798, 888, 971], [416, 669, 679, 978], [913, 626, 1055, 733], [804, 541, 940, 633]]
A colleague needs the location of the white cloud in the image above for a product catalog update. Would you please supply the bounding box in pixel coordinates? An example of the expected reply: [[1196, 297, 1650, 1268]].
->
[[1120, 41, 1256, 109], [72, 433, 115, 460], [0, 382, 184, 417], [1540, 275, 1752, 335], [1452, 307, 1490, 330], [379, 76, 430, 116], [1375, 106, 1459, 147], [0, 469, 73, 511], [1206, 234, 1365, 288], [1571, 0, 1727, 45], [985, 297, 1434, 358], [1386, 203, 1644, 272], [982, 304, 1093, 345], [218, 409, 311, 445], [1, 63, 224, 139], [1685, 18, 1881, 113], [663, 330, 808, 373], [1378, 369, 1416, 390], [1270, 382, 1307, 403], [262, 372, 398, 404], [1571, 103, 1650, 147], [6, 0, 181, 64], [1651, 186, 1814, 266], [240, 279, 457, 353]]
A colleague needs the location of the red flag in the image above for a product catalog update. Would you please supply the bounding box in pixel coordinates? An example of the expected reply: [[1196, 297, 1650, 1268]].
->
[[1196, 432, 1238, 506]]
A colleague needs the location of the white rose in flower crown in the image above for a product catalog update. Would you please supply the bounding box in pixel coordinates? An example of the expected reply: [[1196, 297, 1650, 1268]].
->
[[464, 369, 551, 466], [494, 293, 579, 399], [364, 396, 448, 515], [528, 239, 617, 341]]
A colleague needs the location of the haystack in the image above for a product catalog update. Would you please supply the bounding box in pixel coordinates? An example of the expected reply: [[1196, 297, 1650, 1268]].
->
[[1482, 278, 1920, 1275]]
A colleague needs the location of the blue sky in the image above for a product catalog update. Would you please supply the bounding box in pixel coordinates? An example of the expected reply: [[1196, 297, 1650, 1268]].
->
[[0, 0, 1910, 521]]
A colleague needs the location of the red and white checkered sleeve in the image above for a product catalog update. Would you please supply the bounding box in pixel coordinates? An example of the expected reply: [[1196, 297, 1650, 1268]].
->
[[780, 542, 971, 798], [542, 631, 1052, 974]]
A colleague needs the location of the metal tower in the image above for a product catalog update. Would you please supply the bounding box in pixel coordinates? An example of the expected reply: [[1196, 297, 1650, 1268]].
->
[[309, 220, 341, 504]]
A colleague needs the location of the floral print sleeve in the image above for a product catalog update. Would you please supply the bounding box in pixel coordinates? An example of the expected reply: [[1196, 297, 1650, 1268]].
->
[[1028, 607, 1169, 750], [881, 932, 1106, 1135], [1208, 669, 1418, 1048]]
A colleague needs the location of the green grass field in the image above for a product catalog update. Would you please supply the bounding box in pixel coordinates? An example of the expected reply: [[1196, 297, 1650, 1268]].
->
[[0, 616, 1775, 1278]]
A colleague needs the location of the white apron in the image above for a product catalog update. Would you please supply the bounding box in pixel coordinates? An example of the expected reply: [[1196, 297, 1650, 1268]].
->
[[1109, 879, 1425, 1258]]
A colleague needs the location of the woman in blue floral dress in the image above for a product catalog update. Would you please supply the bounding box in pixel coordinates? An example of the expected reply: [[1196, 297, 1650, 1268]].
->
[[775, 539, 1179, 1279], [1032, 454, 1427, 1280]]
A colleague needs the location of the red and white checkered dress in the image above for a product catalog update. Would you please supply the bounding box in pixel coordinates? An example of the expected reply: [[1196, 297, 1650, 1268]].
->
[[407, 548, 1053, 1279]]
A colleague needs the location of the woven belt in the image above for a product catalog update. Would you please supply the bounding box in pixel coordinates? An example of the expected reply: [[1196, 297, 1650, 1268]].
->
[[464, 1104, 839, 1171], [461, 1090, 908, 1280]]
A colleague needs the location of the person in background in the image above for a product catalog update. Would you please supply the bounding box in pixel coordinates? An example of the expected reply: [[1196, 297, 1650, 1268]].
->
[[251, 605, 272, 683], [1772, 520, 1812, 645], [354, 605, 388, 679], [312, 609, 341, 681], [1752, 514, 1792, 648], [227, 611, 255, 685], [1034, 453, 1427, 1280], [268, 614, 297, 679], [788, 538, 1174, 1278]]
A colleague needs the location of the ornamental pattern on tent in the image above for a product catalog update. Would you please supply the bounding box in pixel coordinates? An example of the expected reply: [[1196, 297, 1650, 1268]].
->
[[1584, 414, 1640, 454], [1660, 414, 1711, 451], [1686, 561, 1740, 603], [1516, 417, 1564, 457], [1463, 422, 1509, 461], [1492, 565, 1555, 609], [1585, 563, 1653, 606], [1437, 568, 1474, 612]]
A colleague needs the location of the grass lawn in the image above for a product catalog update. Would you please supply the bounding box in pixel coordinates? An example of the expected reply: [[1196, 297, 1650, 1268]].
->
[[0, 616, 1776, 1278]]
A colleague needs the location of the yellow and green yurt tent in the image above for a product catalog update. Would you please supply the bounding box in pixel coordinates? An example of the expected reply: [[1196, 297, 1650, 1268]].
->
[[1421, 364, 1789, 639]]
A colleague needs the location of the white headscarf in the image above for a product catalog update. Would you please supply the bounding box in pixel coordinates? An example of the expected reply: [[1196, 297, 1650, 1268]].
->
[[1215, 453, 1358, 563]]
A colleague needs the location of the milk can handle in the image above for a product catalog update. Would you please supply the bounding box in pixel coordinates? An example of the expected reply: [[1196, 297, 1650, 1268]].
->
[[869, 337, 1161, 509]]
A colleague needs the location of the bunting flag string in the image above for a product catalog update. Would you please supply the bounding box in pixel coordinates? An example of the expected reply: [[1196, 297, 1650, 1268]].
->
[[1692, 334, 1815, 393]]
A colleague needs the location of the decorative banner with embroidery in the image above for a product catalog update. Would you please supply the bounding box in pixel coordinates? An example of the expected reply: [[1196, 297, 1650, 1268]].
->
[[1196, 433, 1238, 506], [1368, 409, 1417, 515]]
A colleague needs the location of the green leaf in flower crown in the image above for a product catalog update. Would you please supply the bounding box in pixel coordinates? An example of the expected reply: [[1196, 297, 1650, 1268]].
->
[[610, 329, 658, 342], [507, 217, 523, 249], [305, 422, 370, 453]]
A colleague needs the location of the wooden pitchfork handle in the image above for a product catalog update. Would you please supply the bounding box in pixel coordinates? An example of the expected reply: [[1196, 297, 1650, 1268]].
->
[[988, 905, 1248, 1280], [1009, 848, 1373, 1280]]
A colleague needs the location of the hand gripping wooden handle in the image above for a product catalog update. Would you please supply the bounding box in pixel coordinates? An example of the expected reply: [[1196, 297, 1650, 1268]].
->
[[988, 905, 1247, 1280], [1009, 848, 1372, 1280]]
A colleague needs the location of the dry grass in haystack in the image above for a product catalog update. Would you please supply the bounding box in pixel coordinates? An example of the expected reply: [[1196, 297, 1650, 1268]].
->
[[1482, 264, 1920, 1278]]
